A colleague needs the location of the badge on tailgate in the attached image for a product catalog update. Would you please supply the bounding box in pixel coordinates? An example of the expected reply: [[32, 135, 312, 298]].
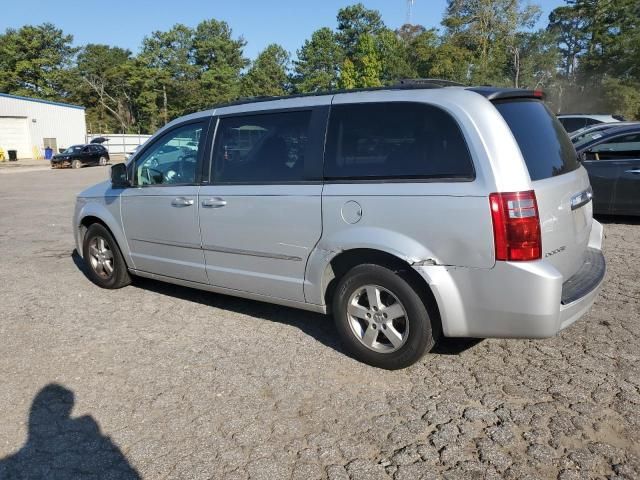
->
[[570, 186, 593, 211]]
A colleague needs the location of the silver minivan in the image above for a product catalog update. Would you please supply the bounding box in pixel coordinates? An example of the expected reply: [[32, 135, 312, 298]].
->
[[74, 84, 605, 369]]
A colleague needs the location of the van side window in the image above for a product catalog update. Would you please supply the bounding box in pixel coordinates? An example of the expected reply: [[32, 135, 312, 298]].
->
[[135, 122, 204, 186], [324, 102, 474, 180], [587, 133, 640, 160], [559, 117, 587, 132], [212, 110, 312, 183]]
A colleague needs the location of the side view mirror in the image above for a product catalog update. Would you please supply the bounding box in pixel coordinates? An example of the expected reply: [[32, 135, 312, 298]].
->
[[578, 151, 587, 162], [110, 163, 130, 188]]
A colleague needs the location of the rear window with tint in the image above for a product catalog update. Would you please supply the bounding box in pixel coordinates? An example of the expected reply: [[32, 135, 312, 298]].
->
[[495, 100, 579, 181], [559, 117, 587, 132], [324, 102, 474, 180]]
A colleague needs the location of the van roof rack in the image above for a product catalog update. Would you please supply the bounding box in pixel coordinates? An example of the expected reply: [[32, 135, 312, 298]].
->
[[206, 79, 464, 110], [396, 78, 466, 87], [203, 80, 539, 111]]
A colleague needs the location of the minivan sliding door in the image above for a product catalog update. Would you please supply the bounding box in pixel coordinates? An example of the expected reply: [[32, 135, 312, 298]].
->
[[198, 106, 328, 302]]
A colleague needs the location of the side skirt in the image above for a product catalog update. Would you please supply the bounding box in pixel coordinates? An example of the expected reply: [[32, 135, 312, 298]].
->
[[129, 268, 328, 315]]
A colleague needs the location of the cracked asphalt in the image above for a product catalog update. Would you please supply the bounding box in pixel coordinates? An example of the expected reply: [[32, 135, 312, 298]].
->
[[0, 166, 638, 480]]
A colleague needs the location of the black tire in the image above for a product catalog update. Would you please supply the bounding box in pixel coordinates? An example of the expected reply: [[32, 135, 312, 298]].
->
[[333, 264, 437, 370], [82, 223, 131, 289], [72, 159, 82, 169], [98, 156, 107, 166]]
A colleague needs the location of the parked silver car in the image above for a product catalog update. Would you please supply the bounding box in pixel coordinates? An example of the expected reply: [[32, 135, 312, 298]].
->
[[74, 84, 605, 369]]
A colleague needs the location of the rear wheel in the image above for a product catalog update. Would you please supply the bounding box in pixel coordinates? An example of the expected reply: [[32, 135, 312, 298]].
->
[[333, 264, 436, 369], [71, 159, 82, 169], [82, 223, 130, 289]]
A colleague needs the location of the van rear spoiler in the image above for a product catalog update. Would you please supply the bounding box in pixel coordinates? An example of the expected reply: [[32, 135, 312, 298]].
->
[[467, 87, 545, 101]]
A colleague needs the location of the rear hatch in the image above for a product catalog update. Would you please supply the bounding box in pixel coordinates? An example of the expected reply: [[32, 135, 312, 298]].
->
[[494, 99, 592, 279]]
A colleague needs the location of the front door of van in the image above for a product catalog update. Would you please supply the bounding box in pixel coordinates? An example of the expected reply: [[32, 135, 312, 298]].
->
[[198, 108, 327, 302], [121, 120, 209, 283]]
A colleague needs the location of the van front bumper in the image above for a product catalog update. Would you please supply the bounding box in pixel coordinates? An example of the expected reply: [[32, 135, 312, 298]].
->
[[414, 220, 605, 339]]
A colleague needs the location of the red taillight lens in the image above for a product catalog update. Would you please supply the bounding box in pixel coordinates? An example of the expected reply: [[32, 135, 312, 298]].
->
[[489, 190, 541, 261]]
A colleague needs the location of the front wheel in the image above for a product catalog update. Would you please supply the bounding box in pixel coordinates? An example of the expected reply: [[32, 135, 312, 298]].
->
[[82, 223, 131, 289], [71, 159, 82, 169], [98, 156, 107, 166], [333, 264, 437, 369]]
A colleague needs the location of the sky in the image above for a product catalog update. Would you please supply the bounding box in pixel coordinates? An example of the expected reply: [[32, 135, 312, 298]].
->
[[1, 0, 566, 60]]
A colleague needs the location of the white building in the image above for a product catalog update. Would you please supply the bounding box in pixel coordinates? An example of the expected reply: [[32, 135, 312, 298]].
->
[[0, 93, 86, 159]]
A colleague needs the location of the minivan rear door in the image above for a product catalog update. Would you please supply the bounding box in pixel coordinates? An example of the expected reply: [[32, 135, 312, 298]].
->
[[198, 105, 328, 303], [494, 99, 592, 279]]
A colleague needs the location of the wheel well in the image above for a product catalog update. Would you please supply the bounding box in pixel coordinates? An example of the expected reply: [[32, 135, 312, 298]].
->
[[324, 248, 442, 335], [79, 216, 112, 249]]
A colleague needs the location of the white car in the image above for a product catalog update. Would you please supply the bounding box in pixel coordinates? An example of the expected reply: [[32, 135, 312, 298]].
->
[[557, 114, 623, 133]]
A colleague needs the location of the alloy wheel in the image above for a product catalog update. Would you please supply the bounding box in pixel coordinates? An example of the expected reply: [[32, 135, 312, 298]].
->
[[88, 236, 114, 279], [347, 284, 409, 353]]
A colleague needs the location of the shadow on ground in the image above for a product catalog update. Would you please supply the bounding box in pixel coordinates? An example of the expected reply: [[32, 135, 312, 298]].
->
[[0, 384, 139, 479], [72, 250, 483, 360]]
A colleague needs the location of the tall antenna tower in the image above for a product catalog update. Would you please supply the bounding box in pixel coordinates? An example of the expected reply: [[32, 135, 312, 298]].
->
[[406, 0, 416, 25]]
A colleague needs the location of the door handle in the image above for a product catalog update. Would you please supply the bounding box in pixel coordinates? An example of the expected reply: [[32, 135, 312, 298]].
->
[[171, 197, 195, 207], [624, 169, 640, 175], [201, 197, 227, 208]]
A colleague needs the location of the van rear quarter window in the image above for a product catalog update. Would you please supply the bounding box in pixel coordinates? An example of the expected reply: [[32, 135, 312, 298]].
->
[[496, 100, 579, 181], [324, 102, 474, 180]]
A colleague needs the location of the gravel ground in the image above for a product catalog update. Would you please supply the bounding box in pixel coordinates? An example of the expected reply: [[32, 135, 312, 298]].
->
[[0, 166, 638, 480]]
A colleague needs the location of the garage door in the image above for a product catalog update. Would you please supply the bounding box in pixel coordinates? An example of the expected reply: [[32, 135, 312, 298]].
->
[[0, 117, 30, 159]]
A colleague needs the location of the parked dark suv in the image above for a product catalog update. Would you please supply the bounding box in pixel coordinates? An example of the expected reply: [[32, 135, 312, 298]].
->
[[51, 144, 110, 169]]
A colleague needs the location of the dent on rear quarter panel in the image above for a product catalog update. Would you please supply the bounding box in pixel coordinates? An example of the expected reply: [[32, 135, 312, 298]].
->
[[304, 194, 495, 306]]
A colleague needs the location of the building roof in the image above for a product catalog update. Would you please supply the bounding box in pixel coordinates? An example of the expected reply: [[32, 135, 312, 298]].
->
[[0, 92, 85, 110]]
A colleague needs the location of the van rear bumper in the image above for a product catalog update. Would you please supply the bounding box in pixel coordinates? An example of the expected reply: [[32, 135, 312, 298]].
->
[[414, 220, 605, 339], [558, 247, 606, 330]]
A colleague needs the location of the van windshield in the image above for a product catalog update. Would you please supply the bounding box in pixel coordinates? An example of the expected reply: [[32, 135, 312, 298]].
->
[[494, 99, 579, 181]]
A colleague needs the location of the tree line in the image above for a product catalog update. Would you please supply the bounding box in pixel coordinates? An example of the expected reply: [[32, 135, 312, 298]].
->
[[1, 0, 638, 134]]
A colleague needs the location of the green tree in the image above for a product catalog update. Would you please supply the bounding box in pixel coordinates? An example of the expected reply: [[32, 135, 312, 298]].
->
[[355, 34, 383, 87], [140, 24, 199, 118], [396, 24, 427, 44], [547, 5, 589, 79], [574, 0, 639, 80], [0, 23, 76, 99], [139, 20, 247, 115], [140, 24, 197, 79], [544, 0, 640, 117], [375, 29, 416, 83], [408, 29, 472, 83], [601, 77, 640, 120], [241, 44, 290, 97], [193, 19, 248, 107], [442, 0, 540, 85], [338, 34, 383, 89], [293, 28, 344, 93], [336, 3, 385, 57], [508, 30, 559, 89], [71, 44, 137, 133], [339, 58, 358, 89]]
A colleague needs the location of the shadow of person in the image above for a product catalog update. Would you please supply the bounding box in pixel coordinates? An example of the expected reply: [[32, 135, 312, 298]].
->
[[0, 384, 140, 479]]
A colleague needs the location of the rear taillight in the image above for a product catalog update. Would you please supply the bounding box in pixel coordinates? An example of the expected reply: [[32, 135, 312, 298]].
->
[[489, 190, 541, 261]]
